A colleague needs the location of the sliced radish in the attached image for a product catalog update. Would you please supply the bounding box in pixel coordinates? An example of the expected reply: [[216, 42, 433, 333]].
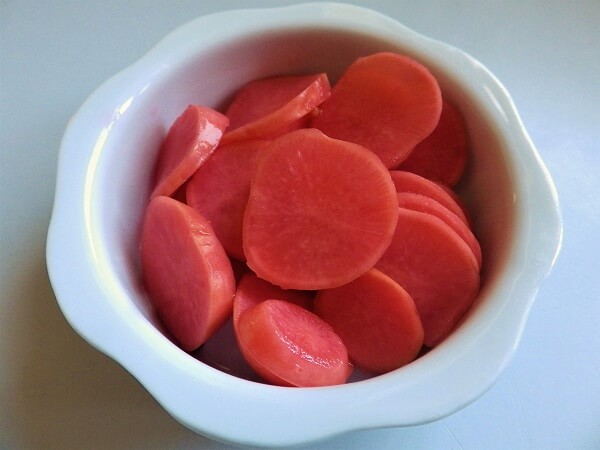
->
[[243, 128, 399, 290], [221, 73, 330, 144], [375, 207, 480, 347], [186, 139, 271, 261], [232, 273, 313, 329], [151, 105, 229, 199], [311, 52, 442, 168], [398, 99, 468, 186], [389, 170, 470, 225], [314, 269, 424, 374], [140, 196, 235, 351], [396, 192, 482, 268], [236, 299, 351, 387]]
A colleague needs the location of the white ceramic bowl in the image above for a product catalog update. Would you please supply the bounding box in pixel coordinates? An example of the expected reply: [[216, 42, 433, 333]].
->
[[46, 3, 562, 447]]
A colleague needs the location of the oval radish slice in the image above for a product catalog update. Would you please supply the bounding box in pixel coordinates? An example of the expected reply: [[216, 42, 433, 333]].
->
[[151, 105, 229, 199], [314, 269, 424, 374], [396, 192, 482, 268], [397, 99, 468, 186], [232, 273, 313, 329], [243, 128, 399, 290], [236, 299, 351, 387], [375, 208, 480, 347], [311, 52, 442, 168], [389, 170, 470, 225], [220, 73, 331, 145], [140, 196, 235, 351], [186, 140, 271, 261]]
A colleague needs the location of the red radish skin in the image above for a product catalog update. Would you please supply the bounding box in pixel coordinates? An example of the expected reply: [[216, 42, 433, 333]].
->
[[221, 73, 331, 144], [396, 192, 482, 268], [398, 100, 468, 186], [314, 269, 424, 374], [236, 299, 351, 387], [375, 207, 480, 347], [232, 273, 313, 328], [140, 196, 235, 351], [186, 140, 271, 261], [243, 128, 399, 290], [311, 52, 442, 168], [389, 170, 470, 225], [151, 105, 229, 199]]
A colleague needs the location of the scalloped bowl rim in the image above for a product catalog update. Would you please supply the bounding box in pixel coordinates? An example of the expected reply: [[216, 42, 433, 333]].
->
[[46, 2, 562, 447]]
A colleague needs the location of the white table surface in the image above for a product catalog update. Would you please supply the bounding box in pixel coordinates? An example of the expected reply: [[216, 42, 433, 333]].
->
[[1, 1, 598, 448]]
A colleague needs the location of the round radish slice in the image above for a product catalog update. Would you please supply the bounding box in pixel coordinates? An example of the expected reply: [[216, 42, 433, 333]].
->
[[233, 273, 313, 328], [186, 140, 271, 261], [311, 52, 442, 168], [243, 128, 399, 290], [396, 192, 482, 268], [314, 269, 424, 374], [389, 170, 470, 225], [397, 99, 468, 186], [236, 299, 351, 387], [220, 73, 331, 144], [375, 207, 480, 347], [151, 105, 229, 199], [140, 196, 235, 351]]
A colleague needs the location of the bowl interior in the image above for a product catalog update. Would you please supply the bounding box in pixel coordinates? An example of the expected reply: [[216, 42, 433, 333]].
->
[[89, 26, 516, 382]]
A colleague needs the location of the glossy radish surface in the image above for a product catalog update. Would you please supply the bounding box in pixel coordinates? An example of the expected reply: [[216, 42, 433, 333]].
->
[[236, 299, 351, 387], [151, 105, 229, 199]]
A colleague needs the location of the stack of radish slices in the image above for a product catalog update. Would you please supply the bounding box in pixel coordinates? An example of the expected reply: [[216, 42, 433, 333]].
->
[[139, 52, 481, 387]]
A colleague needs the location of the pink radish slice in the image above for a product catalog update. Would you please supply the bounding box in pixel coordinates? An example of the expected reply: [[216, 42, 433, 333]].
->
[[221, 73, 331, 144], [311, 52, 442, 168], [314, 269, 424, 374], [151, 105, 229, 199], [243, 128, 399, 290], [375, 207, 480, 347], [396, 192, 482, 268], [186, 140, 271, 261], [398, 99, 468, 186], [140, 196, 235, 351], [232, 273, 313, 329], [236, 299, 351, 387], [389, 170, 470, 225]]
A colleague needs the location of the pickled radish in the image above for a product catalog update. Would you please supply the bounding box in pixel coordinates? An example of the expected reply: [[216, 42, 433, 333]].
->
[[375, 208, 480, 347], [221, 73, 330, 144], [398, 100, 468, 186], [311, 52, 442, 168], [314, 269, 424, 374], [186, 140, 271, 261], [396, 192, 482, 268], [139, 51, 485, 382], [236, 299, 351, 387], [243, 128, 399, 290], [151, 105, 229, 199], [232, 273, 312, 328], [389, 170, 470, 225], [140, 196, 235, 351]]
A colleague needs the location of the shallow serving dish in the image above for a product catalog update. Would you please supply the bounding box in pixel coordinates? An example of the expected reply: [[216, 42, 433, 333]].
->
[[46, 3, 562, 447]]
